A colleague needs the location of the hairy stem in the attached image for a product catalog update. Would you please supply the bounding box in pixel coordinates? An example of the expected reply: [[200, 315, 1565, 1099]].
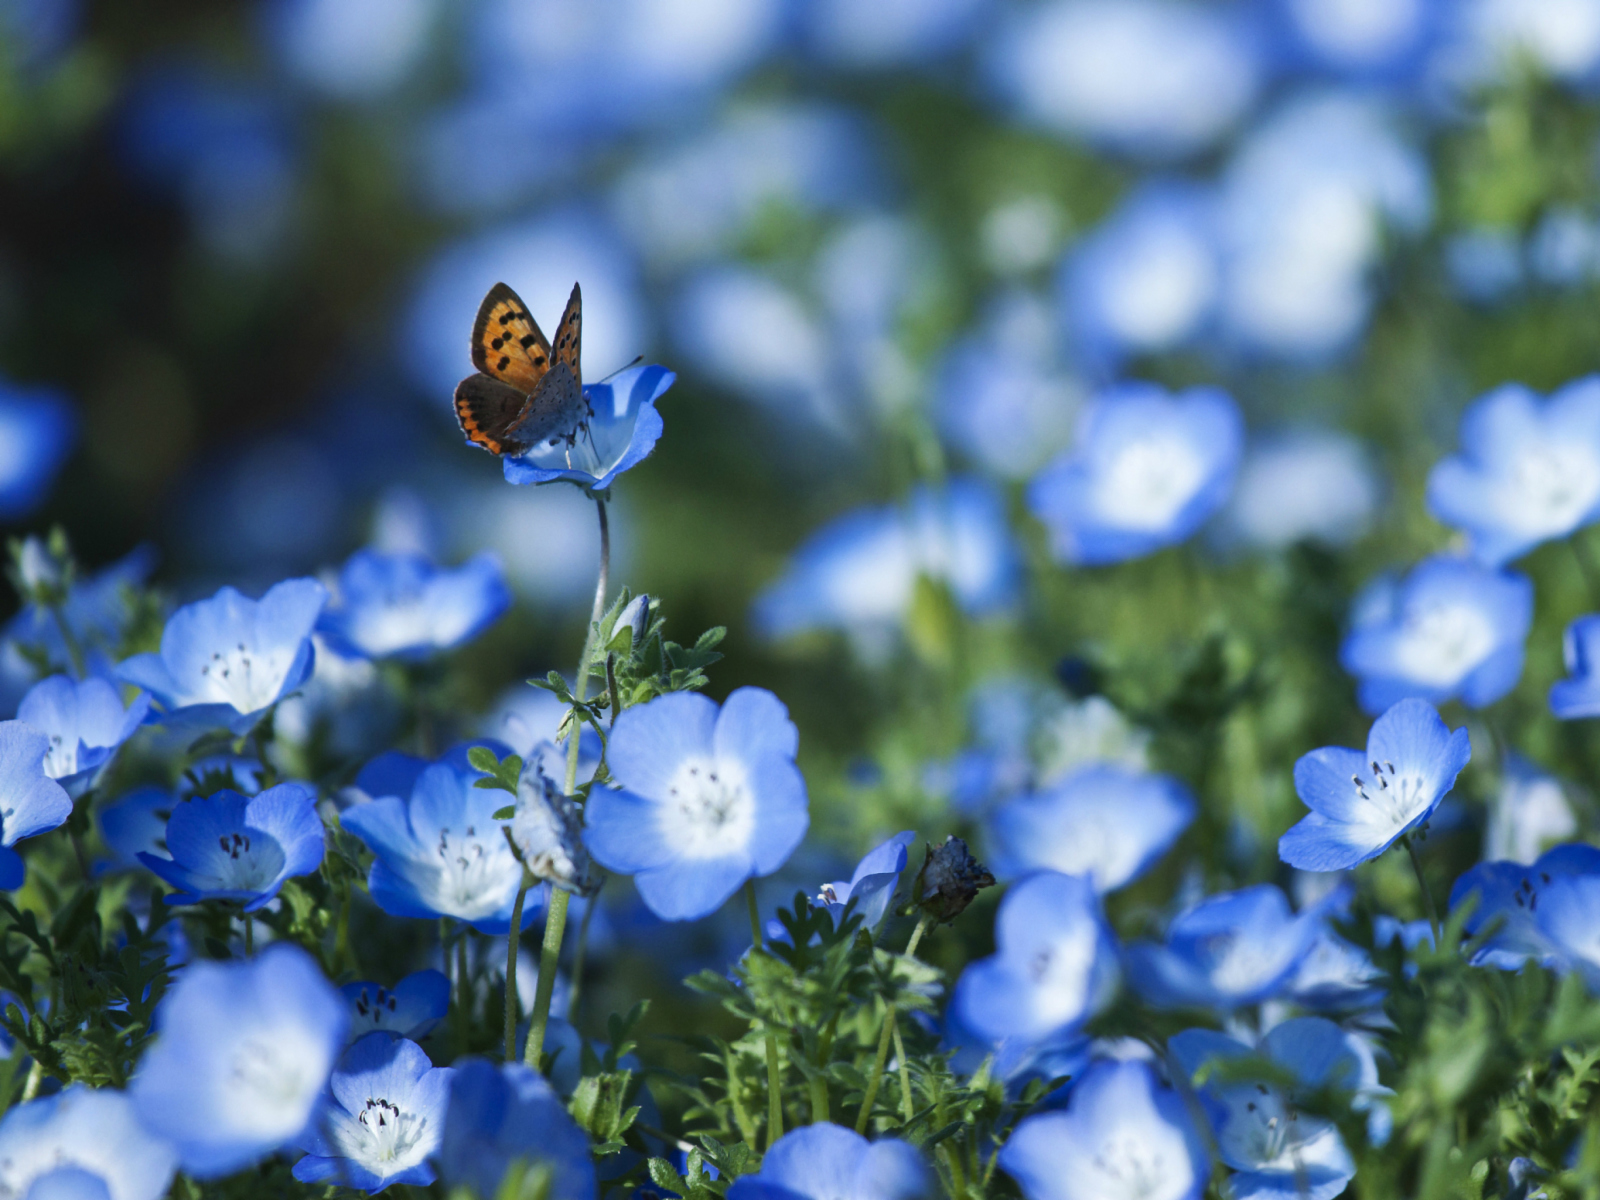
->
[[1404, 834, 1441, 945], [747, 881, 784, 1148]]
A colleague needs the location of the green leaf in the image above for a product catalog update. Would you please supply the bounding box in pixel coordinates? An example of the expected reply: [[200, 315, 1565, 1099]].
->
[[493, 805, 516, 820]]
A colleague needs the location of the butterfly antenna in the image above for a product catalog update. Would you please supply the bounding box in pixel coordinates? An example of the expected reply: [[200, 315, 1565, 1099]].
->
[[597, 355, 645, 385]]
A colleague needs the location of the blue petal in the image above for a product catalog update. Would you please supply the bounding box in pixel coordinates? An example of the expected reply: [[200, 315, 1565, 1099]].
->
[[583, 788, 677, 874], [1278, 814, 1385, 872], [608, 692, 717, 799], [0, 722, 72, 845], [0, 846, 23, 890], [635, 853, 751, 921], [355, 750, 429, 799], [745, 756, 809, 876], [713, 687, 799, 764]]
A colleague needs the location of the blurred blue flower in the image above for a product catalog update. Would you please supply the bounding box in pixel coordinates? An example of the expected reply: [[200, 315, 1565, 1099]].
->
[[318, 549, 511, 662], [1280, 698, 1471, 872], [1062, 181, 1219, 368], [263, 0, 436, 100], [15, 675, 147, 796], [953, 871, 1119, 1047], [587, 688, 808, 921], [1528, 206, 1600, 286], [1450, 843, 1600, 970], [986, 0, 1262, 160], [436, 1059, 596, 1200], [342, 969, 450, 1041], [753, 478, 1021, 650], [801, 0, 989, 66], [1442, 0, 1600, 89], [1428, 379, 1600, 566], [1445, 226, 1524, 306], [0, 1085, 176, 1200], [1027, 382, 1243, 565], [0, 383, 74, 520], [136, 783, 324, 911], [341, 744, 538, 933], [98, 786, 173, 873], [1222, 429, 1381, 551], [273, 635, 398, 760], [501, 364, 676, 492], [130, 943, 347, 1178], [1126, 884, 1335, 1010], [1287, 928, 1387, 1013], [1268, 0, 1442, 80], [1170, 1018, 1382, 1199], [0, 0, 80, 69], [0, 722, 73, 888], [118, 578, 327, 733], [985, 765, 1194, 892], [1487, 755, 1577, 863], [3, 544, 155, 687], [1529, 870, 1600, 993], [1341, 555, 1532, 713], [726, 1124, 928, 1200], [292, 1032, 453, 1190], [1551, 614, 1600, 718], [998, 1059, 1210, 1200], [818, 831, 915, 931]]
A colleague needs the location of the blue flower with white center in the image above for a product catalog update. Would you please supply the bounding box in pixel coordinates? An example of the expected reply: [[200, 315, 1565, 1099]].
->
[[984, 765, 1194, 893], [585, 688, 809, 922], [342, 970, 450, 1042], [117, 578, 327, 733], [1449, 843, 1600, 970], [818, 831, 915, 931], [1487, 755, 1577, 863], [317, 549, 512, 662], [1222, 428, 1381, 551], [1061, 181, 1219, 368], [1550, 615, 1600, 718], [292, 1032, 453, 1191], [1427, 378, 1600, 566], [97, 786, 173, 874], [16, 675, 148, 796], [0, 1085, 177, 1200], [136, 783, 324, 911], [725, 1123, 928, 1200], [998, 1059, 1210, 1200], [1341, 555, 1533, 714], [1170, 1017, 1383, 1200], [952, 871, 1119, 1048], [0, 723, 73, 889], [1279, 699, 1471, 872], [340, 743, 539, 933], [1027, 383, 1244, 566], [1126, 885, 1336, 1010], [500, 364, 675, 492], [130, 943, 347, 1178], [436, 1059, 596, 1200], [0, 382, 75, 521]]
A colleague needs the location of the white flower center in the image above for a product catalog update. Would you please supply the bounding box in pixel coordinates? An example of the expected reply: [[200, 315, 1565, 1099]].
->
[[660, 756, 755, 860], [1505, 442, 1600, 535], [40, 732, 78, 780], [350, 600, 441, 656], [1393, 602, 1495, 686], [1094, 436, 1207, 531], [350, 986, 404, 1036], [223, 1036, 319, 1140], [196, 640, 296, 714], [332, 1095, 430, 1172], [194, 829, 287, 895], [1086, 1133, 1174, 1199], [1024, 923, 1098, 1029], [1349, 760, 1431, 835], [1221, 1082, 1339, 1170], [418, 824, 517, 921], [1197, 931, 1290, 996]]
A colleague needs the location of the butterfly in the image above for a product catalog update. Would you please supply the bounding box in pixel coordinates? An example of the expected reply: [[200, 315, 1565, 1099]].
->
[[454, 281, 590, 457]]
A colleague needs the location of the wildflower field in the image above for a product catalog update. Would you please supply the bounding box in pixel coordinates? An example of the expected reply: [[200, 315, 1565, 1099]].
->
[[5, 2, 1600, 1198]]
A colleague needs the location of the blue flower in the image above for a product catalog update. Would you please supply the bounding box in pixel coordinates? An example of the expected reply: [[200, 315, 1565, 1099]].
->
[[1550, 615, 1600, 718], [130, 943, 348, 1178], [264, 0, 434, 100], [1427, 379, 1600, 566], [1287, 928, 1387, 1013], [342, 970, 451, 1041], [1449, 844, 1600, 970], [500, 364, 675, 492], [0, 382, 74, 520], [1170, 1018, 1383, 1200], [1279, 699, 1471, 872], [1027, 383, 1243, 565], [1527, 870, 1600, 993], [0, 1085, 177, 1200], [1270, 0, 1440, 80], [97, 786, 173, 873], [3, 545, 155, 683], [1341, 555, 1532, 714], [952, 871, 1119, 1048], [1126, 885, 1335, 1010], [984, 765, 1194, 892], [117, 578, 328, 733], [726, 1123, 928, 1200], [752, 478, 1021, 647], [998, 1059, 1210, 1200], [340, 743, 539, 933], [16, 675, 149, 795], [136, 782, 324, 911], [292, 1032, 453, 1191], [1222, 429, 1381, 551], [1486, 754, 1577, 863], [818, 831, 916, 931], [0, 723, 74, 889], [586, 688, 809, 921], [318, 549, 512, 661], [436, 1059, 596, 1200]]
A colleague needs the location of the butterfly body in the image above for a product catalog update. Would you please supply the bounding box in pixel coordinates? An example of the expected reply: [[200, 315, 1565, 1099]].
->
[[455, 281, 588, 457]]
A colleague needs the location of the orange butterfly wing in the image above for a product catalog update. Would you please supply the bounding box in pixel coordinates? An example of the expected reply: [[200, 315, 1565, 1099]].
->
[[471, 282, 554, 393], [550, 282, 581, 386]]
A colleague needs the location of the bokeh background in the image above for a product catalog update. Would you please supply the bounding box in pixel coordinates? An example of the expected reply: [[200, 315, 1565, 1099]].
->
[[7, 0, 1600, 1008]]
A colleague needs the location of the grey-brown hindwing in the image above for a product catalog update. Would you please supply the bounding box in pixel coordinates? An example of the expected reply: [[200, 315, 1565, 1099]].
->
[[508, 362, 588, 449]]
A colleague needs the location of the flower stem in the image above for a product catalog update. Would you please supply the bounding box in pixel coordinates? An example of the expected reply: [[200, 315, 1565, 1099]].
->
[[243, 913, 253, 957], [528, 495, 610, 1071], [48, 604, 85, 679], [505, 870, 531, 1061], [565, 876, 604, 1019], [856, 915, 930, 1135], [746, 880, 784, 1148], [1404, 834, 1441, 944]]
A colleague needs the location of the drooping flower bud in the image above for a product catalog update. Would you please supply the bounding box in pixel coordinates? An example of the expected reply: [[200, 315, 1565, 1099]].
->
[[913, 835, 994, 923]]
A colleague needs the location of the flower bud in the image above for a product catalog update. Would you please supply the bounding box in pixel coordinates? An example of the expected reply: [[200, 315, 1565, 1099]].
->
[[913, 835, 995, 923], [510, 765, 599, 895]]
